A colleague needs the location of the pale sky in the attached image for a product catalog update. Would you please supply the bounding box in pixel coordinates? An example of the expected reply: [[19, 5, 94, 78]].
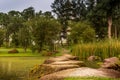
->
[[0, 0, 54, 13]]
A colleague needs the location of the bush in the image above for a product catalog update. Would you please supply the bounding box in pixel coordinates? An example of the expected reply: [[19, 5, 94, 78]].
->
[[69, 21, 95, 44], [30, 45, 37, 53], [41, 50, 53, 56], [41, 50, 59, 56], [8, 49, 19, 53]]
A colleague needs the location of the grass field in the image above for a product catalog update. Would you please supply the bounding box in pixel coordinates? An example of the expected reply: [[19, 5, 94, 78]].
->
[[0, 47, 48, 80], [0, 57, 47, 80], [0, 48, 42, 57], [64, 77, 120, 80], [0, 47, 120, 80]]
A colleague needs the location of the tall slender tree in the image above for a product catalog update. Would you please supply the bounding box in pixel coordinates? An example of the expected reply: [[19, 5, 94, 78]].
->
[[91, 0, 120, 39], [0, 13, 10, 47], [18, 25, 31, 52], [0, 28, 5, 47], [51, 0, 88, 45], [8, 10, 23, 47]]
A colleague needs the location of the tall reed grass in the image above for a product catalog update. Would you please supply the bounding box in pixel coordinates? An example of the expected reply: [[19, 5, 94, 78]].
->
[[72, 40, 120, 60]]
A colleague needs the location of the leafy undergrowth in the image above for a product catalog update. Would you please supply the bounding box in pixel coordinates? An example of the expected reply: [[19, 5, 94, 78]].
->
[[64, 77, 120, 80]]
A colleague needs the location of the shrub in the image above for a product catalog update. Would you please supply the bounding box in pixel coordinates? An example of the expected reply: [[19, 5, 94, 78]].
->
[[69, 21, 95, 44], [41, 50, 53, 56], [71, 40, 120, 60], [8, 49, 19, 53]]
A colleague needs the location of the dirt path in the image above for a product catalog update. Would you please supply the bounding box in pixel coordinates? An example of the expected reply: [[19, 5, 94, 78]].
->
[[40, 67, 120, 80], [37, 54, 120, 80]]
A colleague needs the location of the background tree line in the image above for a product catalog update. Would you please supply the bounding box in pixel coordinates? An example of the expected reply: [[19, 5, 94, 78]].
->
[[0, 7, 61, 52], [0, 0, 120, 52], [51, 0, 120, 42]]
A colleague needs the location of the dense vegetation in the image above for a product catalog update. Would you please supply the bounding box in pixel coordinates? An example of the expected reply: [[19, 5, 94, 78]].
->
[[72, 40, 120, 60], [0, 8, 61, 52], [0, 0, 120, 80], [0, 0, 120, 54]]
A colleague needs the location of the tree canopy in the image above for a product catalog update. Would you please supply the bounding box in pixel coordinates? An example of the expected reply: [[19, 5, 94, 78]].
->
[[0, 0, 120, 52]]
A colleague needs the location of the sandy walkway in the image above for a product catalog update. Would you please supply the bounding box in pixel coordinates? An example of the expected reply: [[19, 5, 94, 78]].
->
[[40, 67, 120, 80]]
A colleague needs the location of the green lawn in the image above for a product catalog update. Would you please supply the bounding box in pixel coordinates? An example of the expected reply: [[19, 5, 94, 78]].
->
[[0, 48, 49, 80], [64, 77, 120, 80], [0, 57, 47, 80], [0, 53, 42, 57], [0, 48, 42, 57], [0, 48, 120, 80]]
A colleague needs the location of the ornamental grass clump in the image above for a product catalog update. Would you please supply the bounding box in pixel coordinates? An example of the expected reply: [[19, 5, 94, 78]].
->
[[72, 40, 120, 60]]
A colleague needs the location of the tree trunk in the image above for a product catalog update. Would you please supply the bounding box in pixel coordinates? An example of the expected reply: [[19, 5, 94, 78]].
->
[[115, 25, 117, 39], [38, 43, 43, 53], [24, 46, 27, 52], [108, 16, 112, 39]]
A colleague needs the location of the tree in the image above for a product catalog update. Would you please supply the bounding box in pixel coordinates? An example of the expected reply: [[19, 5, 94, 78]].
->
[[8, 10, 23, 34], [51, 0, 89, 46], [51, 0, 91, 45], [18, 25, 31, 52], [0, 28, 5, 47], [28, 16, 61, 52], [22, 7, 35, 20], [69, 21, 95, 44], [43, 11, 53, 18], [51, 0, 87, 22], [88, 10, 108, 39], [90, 0, 120, 39], [8, 10, 21, 17], [0, 13, 10, 47], [112, 3, 120, 38], [8, 10, 23, 47]]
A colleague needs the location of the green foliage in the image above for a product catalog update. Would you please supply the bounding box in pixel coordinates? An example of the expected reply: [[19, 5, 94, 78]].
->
[[0, 13, 10, 47], [30, 45, 37, 53], [51, 0, 88, 21], [11, 34, 19, 47], [0, 29, 5, 46], [8, 10, 23, 34], [72, 40, 120, 60], [18, 26, 31, 52], [88, 0, 120, 39], [51, 0, 88, 38], [22, 7, 35, 20], [69, 21, 95, 44], [5, 10, 24, 47], [28, 16, 61, 52]]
